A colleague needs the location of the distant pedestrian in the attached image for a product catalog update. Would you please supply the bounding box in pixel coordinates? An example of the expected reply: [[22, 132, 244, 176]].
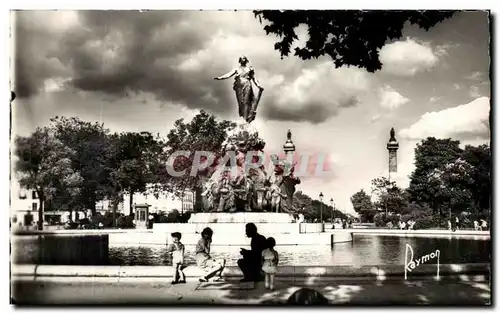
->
[[481, 219, 487, 231], [447, 220, 452, 231], [298, 213, 305, 223], [167, 232, 186, 284], [262, 237, 279, 290], [408, 220, 415, 230], [455, 217, 460, 231], [148, 214, 154, 229], [473, 220, 479, 231]]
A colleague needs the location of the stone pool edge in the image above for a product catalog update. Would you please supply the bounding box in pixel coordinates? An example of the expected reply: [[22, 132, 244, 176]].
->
[[11, 263, 490, 279]]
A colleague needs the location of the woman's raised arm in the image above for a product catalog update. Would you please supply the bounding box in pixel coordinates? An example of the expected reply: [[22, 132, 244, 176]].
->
[[214, 68, 237, 80]]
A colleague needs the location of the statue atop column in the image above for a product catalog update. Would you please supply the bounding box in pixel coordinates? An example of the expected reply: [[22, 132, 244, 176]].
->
[[389, 127, 396, 141], [214, 56, 264, 124]]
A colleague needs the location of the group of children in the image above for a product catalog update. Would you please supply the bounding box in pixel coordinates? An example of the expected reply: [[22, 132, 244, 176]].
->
[[167, 232, 279, 290]]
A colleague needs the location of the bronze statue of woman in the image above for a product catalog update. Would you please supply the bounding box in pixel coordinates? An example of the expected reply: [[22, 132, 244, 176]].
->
[[214, 56, 264, 123]]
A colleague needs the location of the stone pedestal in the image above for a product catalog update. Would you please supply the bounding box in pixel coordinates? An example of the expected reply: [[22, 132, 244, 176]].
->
[[188, 212, 294, 224]]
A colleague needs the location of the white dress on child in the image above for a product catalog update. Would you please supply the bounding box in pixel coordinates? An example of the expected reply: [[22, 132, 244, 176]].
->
[[168, 243, 185, 265], [262, 248, 278, 274]]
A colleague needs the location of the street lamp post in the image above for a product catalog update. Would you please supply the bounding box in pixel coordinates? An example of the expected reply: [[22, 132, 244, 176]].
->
[[319, 192, 324, 227]]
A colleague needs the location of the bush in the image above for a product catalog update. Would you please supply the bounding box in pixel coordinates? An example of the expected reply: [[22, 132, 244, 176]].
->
[[374, 212, 399, 228], [87, 213, 115, 229], [152, 210, 192, 223], [412, 214, 436, 230], [399, 203, 445, 230], [156, 214, 169, 223], [116, 215, 135, 229]]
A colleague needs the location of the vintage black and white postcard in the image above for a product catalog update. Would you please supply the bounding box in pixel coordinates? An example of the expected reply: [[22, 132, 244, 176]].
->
[[9, 7, 492, 306]]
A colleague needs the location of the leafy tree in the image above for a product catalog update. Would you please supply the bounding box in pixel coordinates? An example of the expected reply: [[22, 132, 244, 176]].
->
[[14, 128, 82, 230], [253, 10, 455, 72], [408, 138, 490, 223], [350, 189, 376, 223], [293, 191, 313, 216], [429, 159, 475, 220], [371, 177, 408, 215], [293, 191, 346, 221], [49, 117, 114, 215], [407, 137, 463, 213], [110, 131, 165, 216], [461, 144, 491, 213], [164, 110, 237, 209]]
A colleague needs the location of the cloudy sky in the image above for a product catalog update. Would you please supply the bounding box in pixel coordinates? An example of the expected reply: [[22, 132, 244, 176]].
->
[[11, 10, 490, 214]]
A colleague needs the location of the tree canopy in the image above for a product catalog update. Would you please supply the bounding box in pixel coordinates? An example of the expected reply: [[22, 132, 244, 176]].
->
[[350, 189, 376, 223], [49, 116, 114, 215], [109, 131, 164, 215], [293, 191, 347, 221], [14, 127, 82, 229], [371, 177, 408, 215], [164, 110, 237, 197], [352, 136, 491, 226], [253, 10, 455, 72]]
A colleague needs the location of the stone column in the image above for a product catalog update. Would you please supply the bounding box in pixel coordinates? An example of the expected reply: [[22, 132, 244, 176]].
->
[[387, 127, 399, 182]]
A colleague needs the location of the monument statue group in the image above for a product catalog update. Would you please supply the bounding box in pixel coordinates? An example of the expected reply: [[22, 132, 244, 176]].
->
[[201, 56, 301, 214]]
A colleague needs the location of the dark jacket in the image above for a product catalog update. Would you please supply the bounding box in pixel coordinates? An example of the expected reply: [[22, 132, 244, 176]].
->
[[248, 233, 267, 262]]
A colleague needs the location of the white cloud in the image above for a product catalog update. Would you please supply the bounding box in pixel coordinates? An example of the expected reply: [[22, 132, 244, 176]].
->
[[43, 78, 67, 92], [275, 63, 372, 112], [469, 85, 481, 98], [379, 85, 409, 110], [465, 71, 484, 81], [379, 38, 440, 76], [434, 43, 459, 57], [18, 11, 80, 33], [371, 114, 381, 123], [429, 96, 439, 103], [399, 97, 490, 140]]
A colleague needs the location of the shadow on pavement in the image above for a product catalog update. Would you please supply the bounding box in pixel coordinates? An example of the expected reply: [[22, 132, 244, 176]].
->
[[218, 276, 491, 305], [11, 276, 491, 306]]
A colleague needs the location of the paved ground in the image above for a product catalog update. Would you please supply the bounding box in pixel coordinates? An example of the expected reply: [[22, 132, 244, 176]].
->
[[11, 277, 491, 305]]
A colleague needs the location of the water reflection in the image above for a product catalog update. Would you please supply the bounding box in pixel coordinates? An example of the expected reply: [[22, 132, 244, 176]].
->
[[107, 235, 490, 266]]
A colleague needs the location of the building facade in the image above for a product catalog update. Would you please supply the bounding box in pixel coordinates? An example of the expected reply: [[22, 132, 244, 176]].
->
[[121, 187, 195, 216], [10, 179, 195, 227], [10, 181, 40, 226]]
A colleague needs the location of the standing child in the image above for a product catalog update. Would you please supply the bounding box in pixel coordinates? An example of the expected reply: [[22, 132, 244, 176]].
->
[[167, 232, 186, 284], [261, 237, 279, 290]]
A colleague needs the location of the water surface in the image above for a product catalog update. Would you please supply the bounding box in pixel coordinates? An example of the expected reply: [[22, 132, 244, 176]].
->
[[108, 235, 490, 266], [13, 234, 490, 266]]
